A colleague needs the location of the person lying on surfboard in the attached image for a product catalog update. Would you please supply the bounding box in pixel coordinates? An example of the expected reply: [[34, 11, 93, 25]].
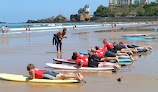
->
[[91, 46, 134, 61], [64, 52, 120, 69], [27, 64, 83, 81], [93, 46, 133, 58], [119, 42, 152, 52], [65, 52, 119, 63], [111, 42, 138, 53], [102, 39, 134, 56], [75, 52, 120, 69]]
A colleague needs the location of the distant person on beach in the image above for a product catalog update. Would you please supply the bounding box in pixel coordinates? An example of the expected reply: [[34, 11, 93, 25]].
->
[[28, 25, 30, 31], [75, 24, 77, 28], [111, 23, 113, 28], [102, 22, 106, 26], [1, 26, 5, 34], [27, 64, 83, 81], [74, 24, 77, 30], [120, 26, 124, 32], [5, 26, 9, 34], [73, 24, 75, 30], [53, 28, 67, 53], [26, 26, 27, 31], [114, 23, 116, 27], [111, 23, 113, 32]]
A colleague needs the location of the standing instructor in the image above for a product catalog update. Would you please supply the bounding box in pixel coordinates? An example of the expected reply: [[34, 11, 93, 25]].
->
[[53, 28, 67, 53]]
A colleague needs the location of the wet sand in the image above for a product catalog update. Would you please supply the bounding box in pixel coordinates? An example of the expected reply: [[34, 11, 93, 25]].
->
[[0, 24, 158, 92]]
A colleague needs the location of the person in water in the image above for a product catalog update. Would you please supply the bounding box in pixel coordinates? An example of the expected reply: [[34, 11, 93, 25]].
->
[[53, 28, 67, 53], [26, 26, 27, 31], [1, 25, 5, 34], [5, 26, 9, 34], [28, 25, 30, 31], [27, 64, 83, 81]]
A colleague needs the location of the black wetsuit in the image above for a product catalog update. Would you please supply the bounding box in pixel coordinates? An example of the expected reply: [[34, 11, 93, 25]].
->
[[52, 34, 62, 51], [127, 45, 139, 48], [113, 45, 125, 51], [103, 45, 125, 57], [88, 55, 101, 67]]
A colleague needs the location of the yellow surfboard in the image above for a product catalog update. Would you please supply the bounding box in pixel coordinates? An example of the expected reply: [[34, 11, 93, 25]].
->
[[0, 73, 79, 83]]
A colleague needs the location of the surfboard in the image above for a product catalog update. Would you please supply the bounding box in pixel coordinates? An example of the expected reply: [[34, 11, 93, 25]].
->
[[122, 35, 152, 39], [46, 63, 114, 70], [79, 52, 88, 55], [124, 34, 147, 36], [53, 58, 132, 63], [110, 58, 132, 62], [0, 73, 79, 83], [53, 59, 76, 64], [119, 62, 132, 65], [98, 61, 132, 65], [150, 35, 158, 36]]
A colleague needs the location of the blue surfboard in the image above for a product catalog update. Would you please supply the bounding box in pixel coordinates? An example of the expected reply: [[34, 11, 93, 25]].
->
[[109, 58, 132, 62], [122, 35, 152, 39], [138, 48, 151, 52], [79, 52, 88, 55], [119, 62, 132, 65]]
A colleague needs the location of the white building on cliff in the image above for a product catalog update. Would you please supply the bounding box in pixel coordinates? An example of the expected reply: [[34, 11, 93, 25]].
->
[[109, 0, 117, 6], [78, 4, 90, 14], [134, 0, 150, 4], [109, 0, 132, 6]]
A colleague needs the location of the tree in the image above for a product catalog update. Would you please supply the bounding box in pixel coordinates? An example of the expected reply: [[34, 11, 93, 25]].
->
[[121, 12, 128, 17], [94, 5, 113, 17], [137, 10, 144, 16]]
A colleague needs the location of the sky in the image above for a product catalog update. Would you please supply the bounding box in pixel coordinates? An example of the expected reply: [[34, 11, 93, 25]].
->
[[0, 0, 155, 23]]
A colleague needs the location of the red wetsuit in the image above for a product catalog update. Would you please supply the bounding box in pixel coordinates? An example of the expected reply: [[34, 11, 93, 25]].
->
[[93, 48, 107, 58], [122, 44, 128, 46], [104, 42, 114, 50], [29, 68, 46, 79], [76, 54, 89, 67]]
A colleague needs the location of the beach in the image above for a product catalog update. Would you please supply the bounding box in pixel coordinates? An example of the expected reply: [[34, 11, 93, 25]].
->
[[0, 22, 158, 92]]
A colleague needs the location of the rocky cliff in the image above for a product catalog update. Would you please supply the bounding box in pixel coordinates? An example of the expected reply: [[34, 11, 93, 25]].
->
[[26, 14, 70, 23], [70, 13, 90, 22]]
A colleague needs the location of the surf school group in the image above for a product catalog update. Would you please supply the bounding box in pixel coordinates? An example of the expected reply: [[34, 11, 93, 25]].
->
[[0, 28, 152, 83]]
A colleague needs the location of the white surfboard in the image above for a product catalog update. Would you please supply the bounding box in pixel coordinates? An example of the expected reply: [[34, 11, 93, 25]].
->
[[0, 73, 79, 83], [46, 63, 114, 71]]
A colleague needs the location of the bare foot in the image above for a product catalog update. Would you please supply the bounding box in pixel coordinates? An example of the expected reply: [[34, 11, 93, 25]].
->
[[114, 63, 120, 69], [130, 51, 133, 55], [78, 73, 84, 80], [130, 56, 134, 61], [60, 51, 64, 53], [76, 74, 81, 81], [116, 58, 119, 63], [133, 49, 138, 53], [76, 73, 83, 81]]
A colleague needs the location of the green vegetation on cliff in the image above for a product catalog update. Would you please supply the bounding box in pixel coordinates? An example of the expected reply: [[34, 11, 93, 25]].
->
[[94, 2, 158, 17], [94, 5, 116, 17]]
